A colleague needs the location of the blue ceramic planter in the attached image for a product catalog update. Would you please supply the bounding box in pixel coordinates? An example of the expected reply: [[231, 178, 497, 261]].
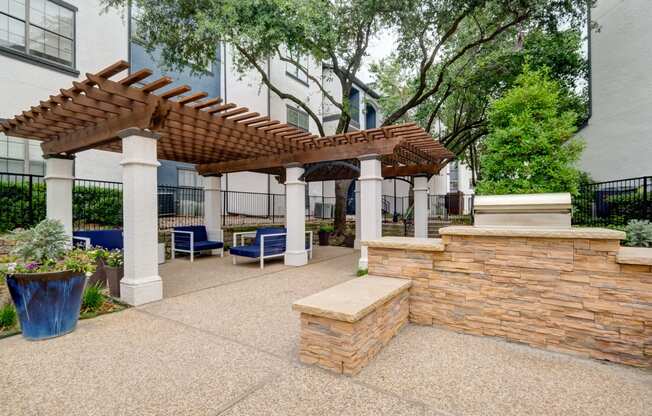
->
[[6, 271, 86, 341]]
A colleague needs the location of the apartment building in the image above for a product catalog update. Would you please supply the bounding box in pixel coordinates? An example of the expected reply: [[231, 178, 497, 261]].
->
[[578, 0, 652, 181], [0, 0, 127, 181], [0, 1, 466, 208]]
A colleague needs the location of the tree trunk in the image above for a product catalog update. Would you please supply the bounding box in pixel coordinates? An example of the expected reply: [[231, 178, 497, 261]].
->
[[334, 179, 352, 235]]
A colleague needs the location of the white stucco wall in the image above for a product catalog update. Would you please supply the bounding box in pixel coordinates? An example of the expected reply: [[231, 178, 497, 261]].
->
[[578, 0, 652, 181], [0, 0, 128, 182]]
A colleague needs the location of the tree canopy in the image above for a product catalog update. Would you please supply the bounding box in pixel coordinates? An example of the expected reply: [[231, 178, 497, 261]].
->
[[474, 66, 585, 195]]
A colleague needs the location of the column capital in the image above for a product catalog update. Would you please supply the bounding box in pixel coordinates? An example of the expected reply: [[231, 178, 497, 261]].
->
[[117, 128, 160, 140], [42, 154, 75, 160], [284, 162, 303, 168], [357, 153, 380, 162]]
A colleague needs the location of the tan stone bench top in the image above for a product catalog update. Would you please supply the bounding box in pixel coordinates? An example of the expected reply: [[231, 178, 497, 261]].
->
[[292, 276, 411, 323], [362, 237, 444, 251], [616, 247, 652, 266], [439, 226, 626, 240]]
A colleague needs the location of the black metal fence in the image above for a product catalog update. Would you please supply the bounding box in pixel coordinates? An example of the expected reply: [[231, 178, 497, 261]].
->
[[73, 179, 123, 230], [573, 176, 651, 226], [0, 172, 46, 232], [382, 193, 474, 222]]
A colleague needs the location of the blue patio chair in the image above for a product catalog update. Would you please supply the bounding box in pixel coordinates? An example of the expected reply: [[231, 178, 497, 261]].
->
[[230, 227, 313, 269], [171, 225, 224, 262], [72, 229, 124, 250]]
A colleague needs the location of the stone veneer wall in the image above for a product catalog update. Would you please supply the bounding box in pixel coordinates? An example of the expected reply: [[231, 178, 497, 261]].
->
[[368, 235, 652, 367], [298, 289, 410, 375]]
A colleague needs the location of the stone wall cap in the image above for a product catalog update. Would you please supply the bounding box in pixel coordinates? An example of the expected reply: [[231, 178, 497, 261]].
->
[[292, 276, 411, 323], [616, 247, 652, 266], [439, 226, 626, 240], [362, 237, 445, 251]]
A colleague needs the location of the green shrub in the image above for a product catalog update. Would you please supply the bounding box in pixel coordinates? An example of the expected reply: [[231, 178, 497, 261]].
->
[[10, 219, 68, 263], [0, 303, 17, 329], [623, 220, 652, 248], [475, 66, 584, 196], [319, 225, 334, 233], [356, 268, 368, 277], [82, 283, 105, 313]]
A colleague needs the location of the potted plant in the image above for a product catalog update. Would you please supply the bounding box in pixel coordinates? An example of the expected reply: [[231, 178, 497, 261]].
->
[[103, 249, 124, 298], [318, 225, 334, 246], [86, 248, 108, 288], [0, 219, 95, 341]]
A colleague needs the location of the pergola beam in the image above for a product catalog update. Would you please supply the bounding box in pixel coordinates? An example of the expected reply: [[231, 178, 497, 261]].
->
[[197, 137, 405, 175]]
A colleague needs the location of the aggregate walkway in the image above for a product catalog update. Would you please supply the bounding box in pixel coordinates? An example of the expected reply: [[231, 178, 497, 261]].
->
[[1, 248, 650, 416]]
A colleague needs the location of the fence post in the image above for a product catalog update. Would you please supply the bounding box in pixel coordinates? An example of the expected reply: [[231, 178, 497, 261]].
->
[[645, 177, 649, 219], [28, 175, 34, 226]]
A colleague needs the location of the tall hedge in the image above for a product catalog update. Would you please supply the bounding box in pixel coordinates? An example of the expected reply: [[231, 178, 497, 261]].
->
[[0, 182, 123, 232]]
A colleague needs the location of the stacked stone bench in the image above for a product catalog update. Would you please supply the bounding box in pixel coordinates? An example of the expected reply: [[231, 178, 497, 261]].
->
[[292, 276, 411, 376]]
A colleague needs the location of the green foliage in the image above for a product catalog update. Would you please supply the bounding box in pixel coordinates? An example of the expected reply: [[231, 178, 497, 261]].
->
[[73, 186, 122, 229], [0, 303, 17, 329], [356, 268, 368, 277], [104, 250, 123, 268], [475, 66, 584, 196], [0, 181, 122, 233], [82, 283, 105, 313], [319, 225, 334, 233], [0, 181, 46, 233], [623, 220, 652, 248], [11, 219, 68, 263]]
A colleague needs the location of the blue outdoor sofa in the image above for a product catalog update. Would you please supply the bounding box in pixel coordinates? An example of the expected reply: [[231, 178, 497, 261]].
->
[[230, 227, 313, 269], [72, 229, 123, 250], [171, 225, 224, 262]]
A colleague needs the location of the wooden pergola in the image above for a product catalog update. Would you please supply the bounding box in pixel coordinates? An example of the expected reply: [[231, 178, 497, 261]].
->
[[0, 60, 454, 180]]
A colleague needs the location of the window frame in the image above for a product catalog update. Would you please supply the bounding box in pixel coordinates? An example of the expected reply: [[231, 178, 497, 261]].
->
[[177, 167, 203, 188], [285, 53, 309, 86], [0, 0, 78, 76], [348, 87, 360, 127], [286, 105, 309, 132]]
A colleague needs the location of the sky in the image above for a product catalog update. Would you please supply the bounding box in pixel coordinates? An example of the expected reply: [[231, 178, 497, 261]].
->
[[357, 29, 398, 84]]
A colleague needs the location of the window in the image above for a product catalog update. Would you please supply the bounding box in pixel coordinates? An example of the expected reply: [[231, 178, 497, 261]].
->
[[287, 106, 309, 131], [365, 104, 376, 129], [0, 133, 46, 174], [449, 161, 459, 192], [178, 168, 203, 188], [348, 88, 360, 125], [0, 0, 75, 69], [0, 132, 26, 173], [285, 52, 308, 84]]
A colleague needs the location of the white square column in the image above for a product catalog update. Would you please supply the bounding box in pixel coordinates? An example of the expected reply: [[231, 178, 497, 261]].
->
[[358, 155, 383, 270], [354, 180, 361, 249], [203, 174, 222, 248], [413, 175, 429, 238], [284, 163, 308, 266], [44, 155, 74, 238], [119, 128, 163, 306]]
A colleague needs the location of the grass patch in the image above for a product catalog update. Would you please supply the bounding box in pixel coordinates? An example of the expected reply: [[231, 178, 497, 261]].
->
[[0, 302, 17, 330]]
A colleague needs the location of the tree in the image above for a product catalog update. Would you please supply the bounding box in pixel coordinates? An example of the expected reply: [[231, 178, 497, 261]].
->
[[371, 27, 589, 182], [102, 0, 591, 232], [474, 66, 585, 195]]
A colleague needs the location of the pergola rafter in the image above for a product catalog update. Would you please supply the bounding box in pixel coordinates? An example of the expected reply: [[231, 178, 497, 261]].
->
[[0, 60, 454, 179]]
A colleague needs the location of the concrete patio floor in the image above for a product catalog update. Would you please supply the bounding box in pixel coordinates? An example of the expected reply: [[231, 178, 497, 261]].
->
[[1, 248, 650, 416]]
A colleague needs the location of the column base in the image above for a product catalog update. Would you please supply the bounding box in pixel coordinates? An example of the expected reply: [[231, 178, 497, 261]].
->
[[120, 275, 163, 306], [284, 250, 308, 266], [358, 256, 368, 270]]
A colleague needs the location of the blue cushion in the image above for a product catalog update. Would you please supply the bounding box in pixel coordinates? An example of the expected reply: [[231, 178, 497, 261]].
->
[[254, 227, 286, 245], [73, 230, 123, 251], [191, 240, 223, 251], [174, 226, 209, 243], [229, 245, 261, 258]]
